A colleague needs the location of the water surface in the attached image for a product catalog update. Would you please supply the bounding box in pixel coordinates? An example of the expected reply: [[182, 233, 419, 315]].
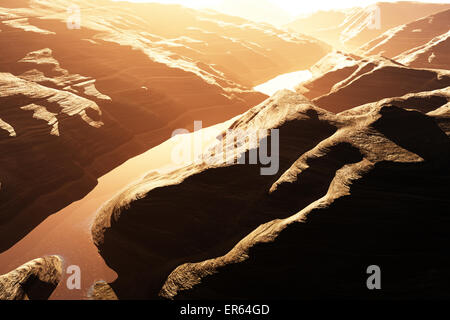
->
[[254, 70, 312, 96]]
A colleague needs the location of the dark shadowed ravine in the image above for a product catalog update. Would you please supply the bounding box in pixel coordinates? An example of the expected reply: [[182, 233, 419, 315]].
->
[[0, 120, 232, 299]]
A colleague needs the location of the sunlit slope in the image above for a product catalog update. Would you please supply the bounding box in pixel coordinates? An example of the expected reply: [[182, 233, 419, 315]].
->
[[0, 0, 329, 251], [297, 51, 450, 113], [0, 256, 62, 300], [396, 31, 450, 70], [91, 88, 450, 299], [361, 8, 450, 70], [287, 2, 450, 50]]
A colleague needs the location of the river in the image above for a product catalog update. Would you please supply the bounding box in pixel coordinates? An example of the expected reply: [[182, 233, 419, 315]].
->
[[0, 120, 233, 299], [254, 70, 312, 96], [0, 70, 312, 299]]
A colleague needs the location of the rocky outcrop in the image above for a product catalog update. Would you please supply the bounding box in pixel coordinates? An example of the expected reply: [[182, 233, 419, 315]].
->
[[396, 31, 450, 70], [161, 101, 450, 300], [297, 52, 450, 112], [361, 9, 450, 59], [91, 88, 450, 299], [0, 0, 329, 252], [89, 281, 118, 301], [287, 2, 450, 50], [360, 9, 450, 70], [0, 256, 62, 300]]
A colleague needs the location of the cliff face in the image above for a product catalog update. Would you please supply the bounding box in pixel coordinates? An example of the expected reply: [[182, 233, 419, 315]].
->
[[0, 256, 62, 300], [361, 9, 450, 58], [287, 2, 450, 50], [297, 52, 450, 113], [3, 0, 449, 301], [360, 9, 450, 70], [91, 86, 450, 299], [0, 0, 329, 251], [395, 31, 450, 70]]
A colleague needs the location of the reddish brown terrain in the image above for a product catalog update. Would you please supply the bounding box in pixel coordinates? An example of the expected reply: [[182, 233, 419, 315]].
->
[[0, 0, 449, 301], [361, 9, 450, 59], [288, 2, 450, 50], [91, 87, 450, 299], [360, 8, 450, 70], [297, 51, 450, 112], [0, 0, 329, 252], [396, 30, 450, 69]]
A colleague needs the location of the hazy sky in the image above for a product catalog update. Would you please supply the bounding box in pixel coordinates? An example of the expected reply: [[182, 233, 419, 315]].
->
[[116, 0, 450, 15]]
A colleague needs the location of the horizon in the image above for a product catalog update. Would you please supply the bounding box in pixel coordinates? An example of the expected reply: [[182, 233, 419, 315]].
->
[[111, 0, 450, 26], [113, 0, 450, 16]]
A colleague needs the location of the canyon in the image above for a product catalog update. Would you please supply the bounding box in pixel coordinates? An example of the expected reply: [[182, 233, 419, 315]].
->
[[0, 0, 329, 252], [0, 0, 449, 301]]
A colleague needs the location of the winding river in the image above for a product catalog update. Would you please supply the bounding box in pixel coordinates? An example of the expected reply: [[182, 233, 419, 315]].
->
[[0, 121, 232, 299], [0, 70, 311, 299]]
